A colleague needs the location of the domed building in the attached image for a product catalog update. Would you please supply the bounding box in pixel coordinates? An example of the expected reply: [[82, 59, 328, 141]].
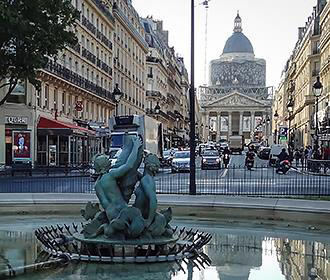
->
[[200, 13, 272, 144], [210, 13, 266, 88]]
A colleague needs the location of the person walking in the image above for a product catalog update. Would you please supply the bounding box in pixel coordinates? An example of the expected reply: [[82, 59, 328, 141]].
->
[[294, 148, 301, 167]]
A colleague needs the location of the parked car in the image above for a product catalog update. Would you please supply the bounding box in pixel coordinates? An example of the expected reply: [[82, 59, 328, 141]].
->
[[201, 150, 221, 170], [171, 151, 190, 173], [269, 144, 287, 166], [258, 147, 271, 160]]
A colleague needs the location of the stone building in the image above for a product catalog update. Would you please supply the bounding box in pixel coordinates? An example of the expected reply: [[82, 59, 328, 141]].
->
[[319, 0, 330, 147], [0, 0, 149, 167], [272, 0, 327, 149], [112, 0, 148, 116], [200, 13, 272, 144], [141, 17, 191, 148]]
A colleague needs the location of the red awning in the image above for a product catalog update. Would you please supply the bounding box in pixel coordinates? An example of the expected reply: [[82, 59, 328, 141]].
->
[[37, 117, 95, 135]]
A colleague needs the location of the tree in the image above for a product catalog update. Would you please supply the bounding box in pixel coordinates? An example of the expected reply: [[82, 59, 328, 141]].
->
[[0, 0, 80, 105]]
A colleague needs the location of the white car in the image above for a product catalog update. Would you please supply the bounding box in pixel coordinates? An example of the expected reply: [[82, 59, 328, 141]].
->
[[171, 151, 190, 173]]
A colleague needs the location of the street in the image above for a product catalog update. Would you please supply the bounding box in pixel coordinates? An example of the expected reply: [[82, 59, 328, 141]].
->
[[0, 153, 329, 196]]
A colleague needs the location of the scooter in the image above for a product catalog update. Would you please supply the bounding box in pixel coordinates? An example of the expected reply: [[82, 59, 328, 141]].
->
[[223, 154, 230, 169], [246, 158, 254, 170], [276, 160, 291, 174]]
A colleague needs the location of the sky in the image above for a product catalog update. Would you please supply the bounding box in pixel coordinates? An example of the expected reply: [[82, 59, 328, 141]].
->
[[134, 0, 318, 90]]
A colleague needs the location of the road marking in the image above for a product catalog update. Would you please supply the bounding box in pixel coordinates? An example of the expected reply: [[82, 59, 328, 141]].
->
[[221, 169, 228, 178]]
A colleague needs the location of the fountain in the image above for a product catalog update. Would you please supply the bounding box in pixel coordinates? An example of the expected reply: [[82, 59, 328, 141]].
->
[[34, 135, 211, 266]]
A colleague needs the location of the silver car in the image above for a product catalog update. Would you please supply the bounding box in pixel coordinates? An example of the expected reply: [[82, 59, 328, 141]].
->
[[171, 151, 190, 173]]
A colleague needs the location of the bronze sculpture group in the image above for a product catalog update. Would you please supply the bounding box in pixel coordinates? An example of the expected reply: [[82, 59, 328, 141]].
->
[[83, 135, 173, 241]]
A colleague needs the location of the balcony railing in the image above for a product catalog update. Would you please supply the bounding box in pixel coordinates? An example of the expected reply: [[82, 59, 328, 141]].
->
[[145, 108, 169, 120], [44, 60, 115, 103], [81, 15, 96, 35], [91, 0, 115, 24], [146, 90, 162, 98], [82, 47, 96, 64]]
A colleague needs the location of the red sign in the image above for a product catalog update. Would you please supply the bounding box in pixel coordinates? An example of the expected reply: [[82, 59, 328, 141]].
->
[[75, 100, 84, 112], [12, 131, 31, 161]]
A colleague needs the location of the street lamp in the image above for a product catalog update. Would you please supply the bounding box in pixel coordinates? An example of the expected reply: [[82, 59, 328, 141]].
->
[[313, 76, 323, 153], [287, 99, 294, 149], [112, 83, 123, 116], [154, 102, 160, 120], [274, 111, 279, 144]]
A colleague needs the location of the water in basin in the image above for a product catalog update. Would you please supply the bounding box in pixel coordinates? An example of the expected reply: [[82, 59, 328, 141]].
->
[[1, 215, 330, 279]]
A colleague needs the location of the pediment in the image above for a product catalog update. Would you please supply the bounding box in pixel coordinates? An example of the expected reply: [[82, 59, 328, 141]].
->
[[207, 92, 266, 107]]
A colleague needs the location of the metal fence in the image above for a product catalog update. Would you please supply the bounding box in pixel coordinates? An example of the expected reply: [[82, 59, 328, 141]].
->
[[0, 165, 329, 197]]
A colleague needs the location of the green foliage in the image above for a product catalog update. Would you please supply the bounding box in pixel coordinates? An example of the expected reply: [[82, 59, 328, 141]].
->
[[0, 0, 80, 103]]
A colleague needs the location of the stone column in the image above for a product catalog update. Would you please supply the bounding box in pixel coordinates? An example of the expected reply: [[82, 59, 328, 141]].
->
[[251, 111, 255, 130], [228, 112, 232, 137], [217, 113, 221, 141], [239, 112, 243, 135]]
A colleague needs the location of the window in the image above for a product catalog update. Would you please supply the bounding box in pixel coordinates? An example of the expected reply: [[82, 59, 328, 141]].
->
[[45, 84, 49, 109], [54, 88, 58, 110], [69, 57, 72, 70], [36, 88, 41, 107], [62, 91, 66, 114], [68, 95, 72, 115], [81, 35, 85, 47]]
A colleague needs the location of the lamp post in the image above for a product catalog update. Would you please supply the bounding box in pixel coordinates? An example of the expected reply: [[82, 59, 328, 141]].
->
[[287, 99, 294, 149], [154, 102, 160, 120], [189, 0, 196, 195], [274, 111, 279, 144], [113, 83, 123, 116], [313, 76, 323, 153]]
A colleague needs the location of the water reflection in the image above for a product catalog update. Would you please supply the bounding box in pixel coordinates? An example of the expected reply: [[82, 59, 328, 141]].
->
[[1, 225, 330, 279], [205, 234, 262, 280]]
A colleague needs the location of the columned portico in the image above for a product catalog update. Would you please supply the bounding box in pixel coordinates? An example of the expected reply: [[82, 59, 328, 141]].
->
[[201, 91, 272, 143]]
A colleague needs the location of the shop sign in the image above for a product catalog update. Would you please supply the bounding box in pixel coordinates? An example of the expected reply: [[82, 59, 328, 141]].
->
[[75, 101, 84, 112], [12, 130, 32, 162], [5, 116, 28, 124]]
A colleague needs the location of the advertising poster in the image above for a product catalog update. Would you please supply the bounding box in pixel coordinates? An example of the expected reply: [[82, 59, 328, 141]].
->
[[220, 116, 229, 132], [243, 116, 251, 132], [12, 131, 31, 161]]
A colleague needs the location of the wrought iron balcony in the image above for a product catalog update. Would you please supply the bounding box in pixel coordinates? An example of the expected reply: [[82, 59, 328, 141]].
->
[[44, 60, 115, 104], [81, 15, 96, 35], [91, 0, 115, 24], [145, 108, 169, 120], [82, 47, 96, 64], [72, 43, 81, 54], [146, 90, 162, 98]]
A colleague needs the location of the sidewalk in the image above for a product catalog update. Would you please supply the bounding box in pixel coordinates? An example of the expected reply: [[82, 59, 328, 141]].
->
[[1, 193, 330, 225]]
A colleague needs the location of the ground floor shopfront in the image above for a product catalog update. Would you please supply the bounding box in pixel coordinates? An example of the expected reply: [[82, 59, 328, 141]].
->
[[37, 117, 102, 167]]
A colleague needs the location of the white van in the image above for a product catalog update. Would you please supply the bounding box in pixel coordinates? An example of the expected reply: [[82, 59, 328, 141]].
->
[[269, 144, 287, 166]]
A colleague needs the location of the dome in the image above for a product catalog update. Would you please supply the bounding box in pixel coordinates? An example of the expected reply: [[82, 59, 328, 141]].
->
[[222, 12, 254, 55], [223, 32, 254, 54]]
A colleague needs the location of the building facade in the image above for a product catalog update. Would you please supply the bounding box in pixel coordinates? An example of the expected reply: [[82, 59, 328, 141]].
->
[[141, 17, 191, 149], [200, 13, 272, 144], [0, 0, 193, 167], [272, 0, 328, 149], [112, 0, 148, 116], [0, 0, 151, 167], [319, 0, 330, 147]]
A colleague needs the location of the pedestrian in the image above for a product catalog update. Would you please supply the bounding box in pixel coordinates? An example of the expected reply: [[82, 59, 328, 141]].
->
[[294, 148, 301, 167], [300, 147, 304, 167]]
